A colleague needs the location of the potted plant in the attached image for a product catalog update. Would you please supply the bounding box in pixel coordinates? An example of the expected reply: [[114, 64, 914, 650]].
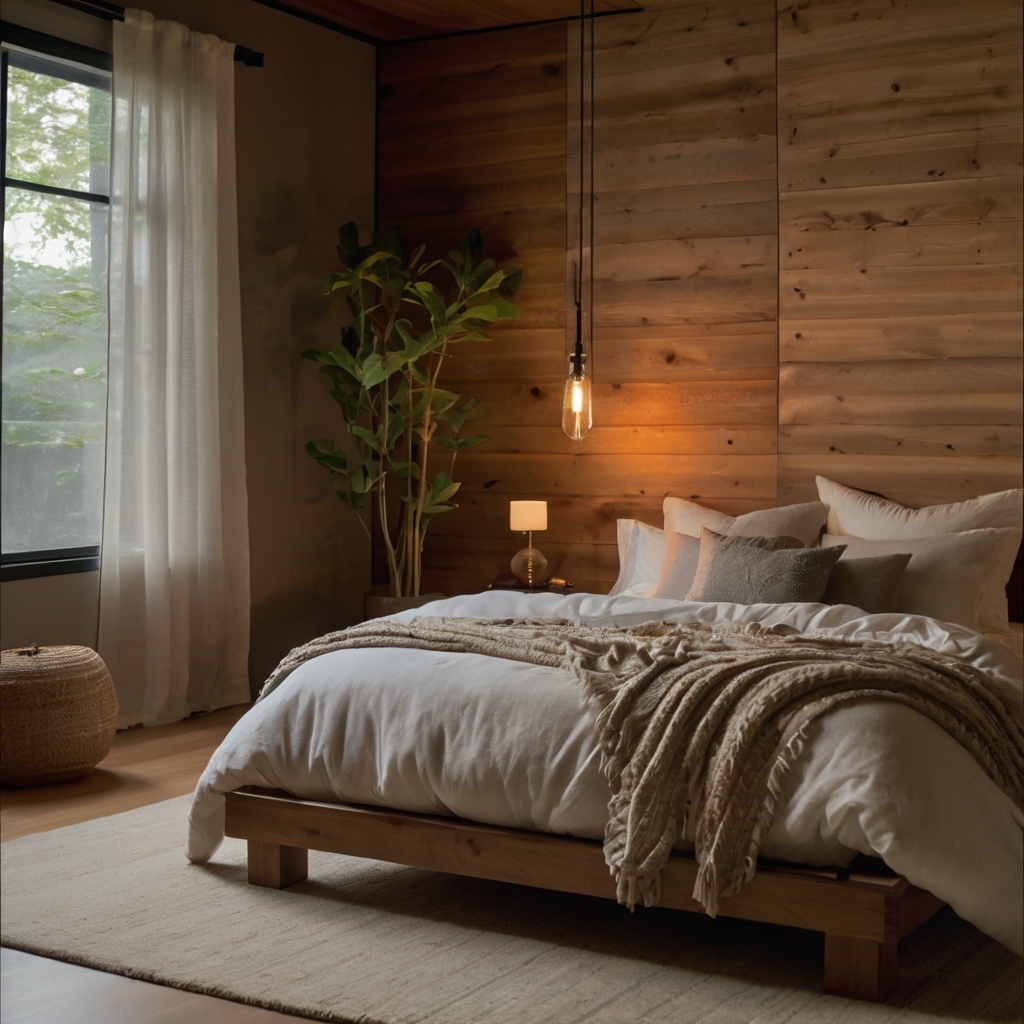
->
[[304, 222, 521, 615]]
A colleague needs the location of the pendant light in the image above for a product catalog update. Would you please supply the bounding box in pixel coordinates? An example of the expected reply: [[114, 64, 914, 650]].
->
[[562, 0, 594, 441]]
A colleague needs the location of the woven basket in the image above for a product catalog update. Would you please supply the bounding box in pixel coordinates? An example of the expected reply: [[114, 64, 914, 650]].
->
[[0, 644, 118, 788]]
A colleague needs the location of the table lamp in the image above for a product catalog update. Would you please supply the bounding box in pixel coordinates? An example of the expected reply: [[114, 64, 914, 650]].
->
[[509, 500, 548, 587]]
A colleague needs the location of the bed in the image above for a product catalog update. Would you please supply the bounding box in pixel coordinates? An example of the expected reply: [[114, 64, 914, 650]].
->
[[187, 483, 1024, 1004]]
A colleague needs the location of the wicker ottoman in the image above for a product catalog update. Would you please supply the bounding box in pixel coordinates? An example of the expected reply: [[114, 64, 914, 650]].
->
[[0, 644, 119, 788]]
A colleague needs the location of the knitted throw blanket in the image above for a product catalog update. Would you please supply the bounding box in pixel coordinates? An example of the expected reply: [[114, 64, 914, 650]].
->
[[261, 617, 1024, 916]]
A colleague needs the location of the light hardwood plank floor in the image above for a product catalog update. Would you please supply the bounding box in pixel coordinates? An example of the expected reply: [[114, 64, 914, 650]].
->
[[1, 705, 309, 1023]]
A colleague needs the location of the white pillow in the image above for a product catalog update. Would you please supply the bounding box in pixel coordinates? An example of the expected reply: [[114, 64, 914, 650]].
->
[[662, 496, 827, 548], [816, 477, 1022, 630], [821, 530, 1019, 632], [651, 531, 702, 600], [609, 520, 667, 598]]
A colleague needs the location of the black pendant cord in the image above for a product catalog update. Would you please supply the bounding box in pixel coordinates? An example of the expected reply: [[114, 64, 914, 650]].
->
[[574, 0, 586, 379]]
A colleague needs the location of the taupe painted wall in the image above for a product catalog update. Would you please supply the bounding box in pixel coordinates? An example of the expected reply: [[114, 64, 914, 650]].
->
[[1, 0, 376, 694]]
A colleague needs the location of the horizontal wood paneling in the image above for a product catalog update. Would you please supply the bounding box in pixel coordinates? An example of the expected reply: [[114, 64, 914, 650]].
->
[[377, 0, 1022, 597], [778, 455, 1023, 508], [381, 4, 778, 594], [777, 0, 1023, 508], [454, 380, 778, 427], [779, 312, 1023, 361]]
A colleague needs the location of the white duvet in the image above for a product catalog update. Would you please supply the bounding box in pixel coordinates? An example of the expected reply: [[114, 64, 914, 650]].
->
[[188, 592, 1024, 954]]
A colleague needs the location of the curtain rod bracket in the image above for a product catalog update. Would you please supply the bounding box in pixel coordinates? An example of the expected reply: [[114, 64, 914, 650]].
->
[[233, 45, 264, 68]]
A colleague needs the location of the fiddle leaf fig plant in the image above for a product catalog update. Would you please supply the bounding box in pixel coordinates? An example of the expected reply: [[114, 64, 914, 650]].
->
[[304, 222, 521, 597]]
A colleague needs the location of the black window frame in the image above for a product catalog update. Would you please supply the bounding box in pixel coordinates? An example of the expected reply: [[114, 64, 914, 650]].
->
[[1, 22, 112, 583]]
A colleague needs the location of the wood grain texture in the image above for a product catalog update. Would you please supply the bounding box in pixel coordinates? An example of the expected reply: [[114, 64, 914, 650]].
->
[[377, 0, 1021, 592], [378, 6, 777, 592], [224, 788, 905, 941], [777, 0, 1023, 507], [224, 787, 948, 1002]]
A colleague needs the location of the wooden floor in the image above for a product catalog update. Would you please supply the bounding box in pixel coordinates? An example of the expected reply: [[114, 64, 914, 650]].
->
[[0, 705, 309, 1023]]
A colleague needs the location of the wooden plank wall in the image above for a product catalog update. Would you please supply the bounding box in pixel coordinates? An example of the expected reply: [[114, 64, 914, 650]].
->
[[777, 0, 1024, 506], [378, 1, 780, 594], [377, 0, 1022, 595]]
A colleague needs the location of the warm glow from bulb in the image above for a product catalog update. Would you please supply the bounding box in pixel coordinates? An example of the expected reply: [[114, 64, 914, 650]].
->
[[570, 378, 584, 414], [561, 370, 592, 441]]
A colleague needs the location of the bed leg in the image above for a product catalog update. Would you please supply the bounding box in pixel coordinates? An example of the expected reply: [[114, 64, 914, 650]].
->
[[247, 839, 308, 889], [823, 933, 897, 1002]]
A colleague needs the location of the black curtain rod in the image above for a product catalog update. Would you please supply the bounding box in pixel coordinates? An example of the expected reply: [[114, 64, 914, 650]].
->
[[48, 0, 264, 66]]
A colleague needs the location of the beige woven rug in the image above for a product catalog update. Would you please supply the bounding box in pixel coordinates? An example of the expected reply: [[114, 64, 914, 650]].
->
[[1, 797, 1020, 1024]]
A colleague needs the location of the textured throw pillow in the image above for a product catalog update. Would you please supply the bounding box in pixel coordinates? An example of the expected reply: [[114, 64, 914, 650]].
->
[[662, 496, 827, 549], [698, 539, 846, 605], [822, 553, 912, 615], [816, 476, 1022, 630], [821, 529, 1019, 632], [676, 527, 803, 601], [609, 520, 667, 598]]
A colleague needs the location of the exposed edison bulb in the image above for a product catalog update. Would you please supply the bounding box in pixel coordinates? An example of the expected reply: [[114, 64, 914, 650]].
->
[[562, 363, 592, 441]]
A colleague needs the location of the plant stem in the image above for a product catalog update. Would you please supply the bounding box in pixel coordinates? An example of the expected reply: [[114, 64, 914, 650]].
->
[[412, 344, 449, 597]]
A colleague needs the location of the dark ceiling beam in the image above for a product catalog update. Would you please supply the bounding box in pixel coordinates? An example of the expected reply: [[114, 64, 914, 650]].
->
[[258, 0, 644, 47]]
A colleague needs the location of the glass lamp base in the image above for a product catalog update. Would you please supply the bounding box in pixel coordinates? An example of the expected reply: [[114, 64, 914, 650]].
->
[[511, 546, 548, 587]]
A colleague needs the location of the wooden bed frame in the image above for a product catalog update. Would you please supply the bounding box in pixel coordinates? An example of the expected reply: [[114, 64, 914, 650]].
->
[[224, 786, 946, 1003]]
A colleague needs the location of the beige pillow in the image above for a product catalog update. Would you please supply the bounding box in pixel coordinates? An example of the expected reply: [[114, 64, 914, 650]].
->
[[662, 496, 827, 548], [656, 527, 801, 601], [821, 530, 1018, 632], [816, 477, 1022, 630], [822, 553, 912, 615]]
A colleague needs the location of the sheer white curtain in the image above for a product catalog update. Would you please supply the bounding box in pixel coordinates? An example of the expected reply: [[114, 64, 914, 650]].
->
[[99, 9, 250, 727]]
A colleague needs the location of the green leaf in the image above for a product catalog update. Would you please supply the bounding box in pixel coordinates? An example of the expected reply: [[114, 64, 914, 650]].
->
[[305, 439, 347, 468], [498, 268, 522, 297], [360, 352, 387, 388], [408, 242, 426, 272], [427, 472, 460, 508], [419, 287, 448, 325], [386, 411, 406, 447], [350, 424, 381, 453], [474, 270, 505, 295], [391, 460, 418, 481], [433, 433, 488, 451], [457, 303, 498, 324]]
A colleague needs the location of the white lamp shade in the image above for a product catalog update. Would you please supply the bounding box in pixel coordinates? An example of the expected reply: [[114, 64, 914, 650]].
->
[[510, 500, 547, 532]]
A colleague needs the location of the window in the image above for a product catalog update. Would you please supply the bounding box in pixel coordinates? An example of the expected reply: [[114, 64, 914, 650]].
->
[[1, 28, 111, 580]]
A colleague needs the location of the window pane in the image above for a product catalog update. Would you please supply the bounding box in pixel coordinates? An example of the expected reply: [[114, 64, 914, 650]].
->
[[5, 60, 111, 196], [2, 188, 108, 555]]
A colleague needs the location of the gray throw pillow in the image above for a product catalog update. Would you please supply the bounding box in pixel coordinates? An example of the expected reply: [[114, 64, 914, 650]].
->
[[822, 553, 912, 614], [698, 539, 846, 605], [685, 527, 803, 600]]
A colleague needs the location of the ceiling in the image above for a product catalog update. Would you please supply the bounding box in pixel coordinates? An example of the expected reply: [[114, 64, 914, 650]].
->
[[274, 0, 643, 44]]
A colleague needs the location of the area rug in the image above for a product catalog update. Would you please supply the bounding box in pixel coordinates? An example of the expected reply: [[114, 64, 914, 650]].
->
[[1, 797, 1020, 1024]]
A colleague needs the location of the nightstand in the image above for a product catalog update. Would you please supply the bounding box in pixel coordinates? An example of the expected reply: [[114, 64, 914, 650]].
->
[[487, 574, 577, 596]]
